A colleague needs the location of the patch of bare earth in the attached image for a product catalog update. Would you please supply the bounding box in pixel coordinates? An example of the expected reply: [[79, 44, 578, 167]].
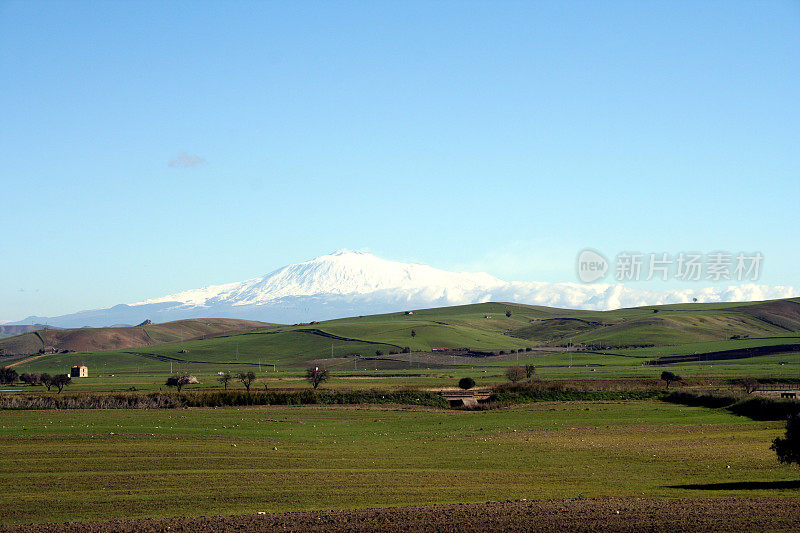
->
[[3, 498, 799, 532]]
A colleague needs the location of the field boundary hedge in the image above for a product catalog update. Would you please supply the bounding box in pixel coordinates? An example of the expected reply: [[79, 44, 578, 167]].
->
[[663, 391, 800, 421], [491, 381, 665, 405], [0, 389, 448, 410]]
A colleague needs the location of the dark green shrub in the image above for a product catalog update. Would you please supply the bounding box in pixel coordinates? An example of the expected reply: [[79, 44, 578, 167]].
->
[[663, 391, 738, 409], [492, 381, 663, 404], [660, 371, 682, 388], [662, 391, 800, 421], [458, 377, 476, 390], [0, 389, 449, 410], [0, 367, 18, 385], [729, 397, 800, 421], [772, 415, 800, 466]]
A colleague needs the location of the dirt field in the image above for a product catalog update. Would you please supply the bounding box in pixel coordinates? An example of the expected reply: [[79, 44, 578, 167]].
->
[[3, 498, 799, 532]]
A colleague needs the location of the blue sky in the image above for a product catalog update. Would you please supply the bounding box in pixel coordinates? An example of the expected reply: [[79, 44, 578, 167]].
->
[[1, 1, 798, 321]]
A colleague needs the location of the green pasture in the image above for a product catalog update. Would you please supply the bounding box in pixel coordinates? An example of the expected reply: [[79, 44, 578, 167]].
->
[[5, 345, 800, 394], [0, 401, 796, 525]]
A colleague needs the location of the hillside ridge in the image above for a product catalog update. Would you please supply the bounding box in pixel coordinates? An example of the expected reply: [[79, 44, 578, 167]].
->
[[0, 318, 269, 356], [3, 299, 799, 363]]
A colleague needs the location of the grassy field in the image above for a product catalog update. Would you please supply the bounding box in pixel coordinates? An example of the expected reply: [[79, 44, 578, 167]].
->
[[5, 334, 799, 394], [0, 400, 797, 525], [3, 347, 799, 395], [2, 300, 799, 527]]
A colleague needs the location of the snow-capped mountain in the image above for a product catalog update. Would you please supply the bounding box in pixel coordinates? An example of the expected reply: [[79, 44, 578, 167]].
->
[[136, 250, 507, 307], [11, 250, 799, 328]]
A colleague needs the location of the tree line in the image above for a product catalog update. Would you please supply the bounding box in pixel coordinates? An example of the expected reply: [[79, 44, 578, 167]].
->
[[165, 367, 331, 393], [0, 368, 72, 393]]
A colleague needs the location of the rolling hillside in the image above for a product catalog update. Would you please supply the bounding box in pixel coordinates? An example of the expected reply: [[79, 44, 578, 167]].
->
[[6, 298, 800, 378], [0, 318, 270, 356]]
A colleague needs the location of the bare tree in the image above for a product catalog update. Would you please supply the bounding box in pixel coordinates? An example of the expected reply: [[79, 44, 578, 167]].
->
[[741, 377, 759, 394], [40, 373, 53, 391], [306, 366, 329, 389], [238, 371, 256, 392], [218, 371, 232, 390], [524, 365, 536, 379], [52, 374, 72, 394], [506, 365, 526, 383]]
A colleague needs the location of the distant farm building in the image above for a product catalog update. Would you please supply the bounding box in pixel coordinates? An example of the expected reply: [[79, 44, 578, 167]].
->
[[70, 365, 88, 378], [404, 311, 414, 315]]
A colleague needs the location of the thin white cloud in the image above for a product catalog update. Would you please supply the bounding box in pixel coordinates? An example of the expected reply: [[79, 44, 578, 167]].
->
[[169, 152, 206, 168]]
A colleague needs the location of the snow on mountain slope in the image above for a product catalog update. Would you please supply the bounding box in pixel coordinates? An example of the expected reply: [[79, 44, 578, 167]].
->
[[135, 250, 507, 308], [11, 250, 799, 327]]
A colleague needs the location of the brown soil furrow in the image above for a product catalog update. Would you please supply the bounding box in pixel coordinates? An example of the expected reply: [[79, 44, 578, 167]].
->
[[2, 497, 799, 532]]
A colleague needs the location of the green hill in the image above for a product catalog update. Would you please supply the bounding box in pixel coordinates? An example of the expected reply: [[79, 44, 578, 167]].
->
[[5, 298, 800, 380], [0, 318, 270, 356]]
